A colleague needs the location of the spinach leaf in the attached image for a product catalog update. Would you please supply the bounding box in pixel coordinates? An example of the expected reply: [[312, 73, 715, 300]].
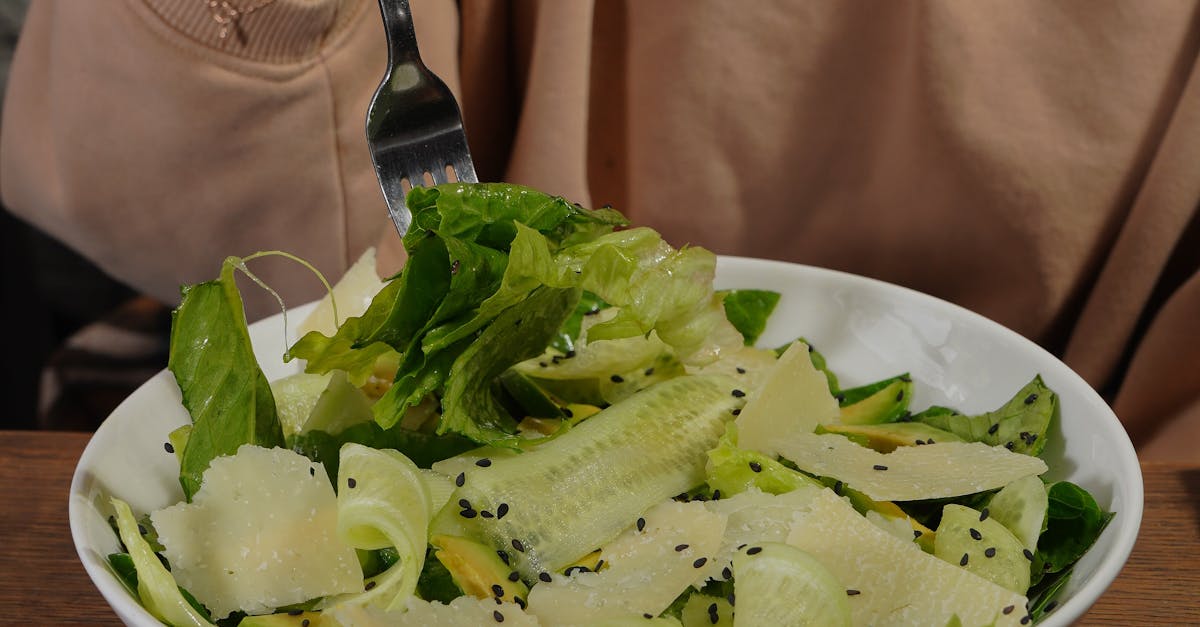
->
[[439, 286, 580, 447], [169, 258, 284, 500], [720, 289, 780, 345], [1036, 481, 1114, 574], [549, 291, 611, 353]]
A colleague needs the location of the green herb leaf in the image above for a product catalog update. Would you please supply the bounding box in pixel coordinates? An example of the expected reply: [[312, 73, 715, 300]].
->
[[169, 258, 284, 501], [721, 289, 781, 346]]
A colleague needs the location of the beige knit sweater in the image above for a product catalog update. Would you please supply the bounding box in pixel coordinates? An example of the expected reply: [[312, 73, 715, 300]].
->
[[2, 0, 1198, 460]]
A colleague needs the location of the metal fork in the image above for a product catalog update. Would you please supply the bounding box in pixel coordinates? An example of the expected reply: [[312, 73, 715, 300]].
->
[[366, 0, 477, 236]]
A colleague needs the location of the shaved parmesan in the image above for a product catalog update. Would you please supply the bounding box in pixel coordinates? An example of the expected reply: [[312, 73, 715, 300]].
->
[[787, 489, 1028, 627], [325, 596, 540, 626], [773, 433, 1047, 501], [735, 341, 839, 455], [151, 445, 361, 619], [526, 500, 725, 626]]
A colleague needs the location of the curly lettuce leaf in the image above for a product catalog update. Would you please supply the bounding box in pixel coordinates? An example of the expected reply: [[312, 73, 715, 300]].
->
[[169, 258, 284, 501]]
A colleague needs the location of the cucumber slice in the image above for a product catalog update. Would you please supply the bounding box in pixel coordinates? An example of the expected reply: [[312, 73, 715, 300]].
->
[[446, 375, 741, 581], [934, 504, 1031, 594], [732, 542, 851, 626], [680, 593, 733, 627], [986, 475, 1048, 553]]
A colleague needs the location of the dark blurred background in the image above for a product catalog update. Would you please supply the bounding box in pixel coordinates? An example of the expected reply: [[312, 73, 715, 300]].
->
[[0, 0, 170, 432]]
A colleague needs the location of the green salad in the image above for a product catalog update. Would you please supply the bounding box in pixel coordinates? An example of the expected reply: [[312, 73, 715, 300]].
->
[[106, 183, 1111, 627]]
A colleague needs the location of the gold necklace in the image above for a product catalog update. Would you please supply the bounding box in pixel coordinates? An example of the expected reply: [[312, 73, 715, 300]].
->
[[205, 0, 277, 45]]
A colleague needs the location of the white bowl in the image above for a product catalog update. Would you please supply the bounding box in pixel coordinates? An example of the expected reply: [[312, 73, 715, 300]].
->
[[69, 256, 1143, 626]]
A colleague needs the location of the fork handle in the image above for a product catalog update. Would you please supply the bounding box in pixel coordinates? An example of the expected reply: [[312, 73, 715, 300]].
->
[[376, 0, 422, 65]]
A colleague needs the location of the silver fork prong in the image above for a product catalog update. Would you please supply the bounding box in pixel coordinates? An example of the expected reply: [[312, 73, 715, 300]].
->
[[429, 166, 449, 184]]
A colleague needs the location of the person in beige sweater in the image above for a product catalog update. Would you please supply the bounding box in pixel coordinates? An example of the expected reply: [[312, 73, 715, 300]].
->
[[2, 0, 1197, 460]]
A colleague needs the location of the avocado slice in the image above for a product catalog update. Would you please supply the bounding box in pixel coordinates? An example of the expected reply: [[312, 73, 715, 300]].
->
[[431, 534, 530, 603], [838, 375, 913, 424], [819, 422, 963, 453]]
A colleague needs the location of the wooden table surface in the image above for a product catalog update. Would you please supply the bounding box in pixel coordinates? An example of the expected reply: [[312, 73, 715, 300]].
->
[[1, 430, 1196, 625]]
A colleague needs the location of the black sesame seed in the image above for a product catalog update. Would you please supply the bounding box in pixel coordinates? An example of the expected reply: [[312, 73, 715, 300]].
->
[[675, 544, 689, 552], [693, 557, 707, 568], [1023, 549, 1035, 561], [749, 461, 763, 473], [726, 593, 735, 606], [492, 584, 505, 597], [979, 508, 990, 521], [873, 464, 889, 471], [551, 355, 562, 364], [494, 609, 505, 623], [164, 442, 174, 454], [987, 423, 1000, 435], [736, 367, 746, 374], [539, 572, 552, 583], [450, 259, 461, 274], [476, 458, 492, 467], [539, 361, 548, 368], [834, 481, 843, 495], [731, 389, 746, 398], [737, 544, 747, 550], [455, 472, 466, 487], [915, 439, 925, 445], [481, 510, 495, 518], [985, 547, 997, 558], [846, 589, 861, 596], [927, 438, 934, 443], [347, 477, 357, 488], [497, 550, 510, 565], [1044, 600, 1058, 612], [288, 609, 304, 616], [497, 503, 510, 519], [610, 374, 625, 383], [722, 566, 732, 579], [514, 596, 527, 609], [730, 408, 741, 416], [1024, 393, 1038, 405], [1005, 441, 1015, 450], [138, 524, 147, 535], [562, 408, 574, 418], [960, 553, 969, 566], [1021, 615, 1031, 625], [508, 571, 521, 582], [896, 389, 905, 401], [644, 613, 654, 619], [301, 620, 310, 627], [459, 498, 472, 509], [309, 466, 315, 476], [707, 602, 718, 615], [712, 489, 721, 500], [365, 581, 377, 591], [637, 517, 646, 532], [836, 393, 846, 403], [595, 559, 606, 570], [565, 350, 576, 358], [746, 546, 762, 555], [460, 508, 478, 519], [914, 529, 923, 538], [512, 539, 525, 553], [1003, 605, 1015, 614], [644, 367, 655, 376], [969, 528, 982, 541]]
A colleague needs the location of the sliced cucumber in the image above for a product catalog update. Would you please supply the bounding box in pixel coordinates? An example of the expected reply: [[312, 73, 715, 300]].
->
[[732, 542, 851, 626], [680, 593, 734, 627], [986, 475, 1049, 553], [934, 504, 1031, 594], [446, 375, 741, 581]]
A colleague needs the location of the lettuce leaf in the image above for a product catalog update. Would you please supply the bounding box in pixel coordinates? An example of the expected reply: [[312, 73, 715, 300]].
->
[[168, 258, 284, 501], [291, 183, 741, 443], [110, 497, 213, 626]]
